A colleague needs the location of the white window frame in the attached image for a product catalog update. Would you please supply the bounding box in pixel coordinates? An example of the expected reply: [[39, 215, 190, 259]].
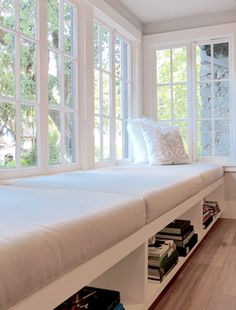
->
[[154, 38, 233, 163], [0, 0, 40, 169], [94, 18, 132, 166], [192, 38, 232, 162], [156, 45, 190, 155], [47, 0, 79, 167], [143, 23, 236, 164]]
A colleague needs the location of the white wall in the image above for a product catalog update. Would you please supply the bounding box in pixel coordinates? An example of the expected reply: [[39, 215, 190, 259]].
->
[[143, 10, 236, 35]]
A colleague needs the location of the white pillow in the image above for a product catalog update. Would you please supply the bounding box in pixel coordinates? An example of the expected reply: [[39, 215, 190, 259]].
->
[[127, 119, 148, 163], [141, 124, 190, 165]]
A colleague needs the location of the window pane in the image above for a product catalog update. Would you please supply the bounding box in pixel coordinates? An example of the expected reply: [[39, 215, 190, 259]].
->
[[102, 72, 110, 116], [0, 31, 15, 97], [215, 119, 230, 157], [48, 50, 60, 105], [123, 119, 129, 158], [116, 119, 122, 160], [214, 81, 229, 118], [93, 22, 99, 67], [172, 47, 187, 83], [123, 81, 129, 119], [20, 0, 36, 38], [197, 82, 212, 119], [21, 105, 37, 167], [94, 69, 100, 114], [115, 78, 121, 118], [174, 121, 188, 150], [198, 120, 212, 156], [196, 45, 211, 81], [20, 39, 36, 101], [103, 117, 110, 160], [156, 49, 171, 84], [48, 0, 59, 49], [64, 57, 75, 107], [0, 102, 16, 168], [65, 112, 75, 163], [115, 36, 121, 77], [213, 42, 229, 80], [94, 116, 101, 161], [101, 27, 110, 71], [173, 84, 187, 119], [0, 0, 15, 29], [64, 2, 74, 55], [48, 110, 61, 164], [122, 41, 130, 81], [157, 85, 171, 120]]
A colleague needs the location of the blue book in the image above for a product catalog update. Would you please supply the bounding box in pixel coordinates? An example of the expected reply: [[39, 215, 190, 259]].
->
[[114, 303, 124, 310]]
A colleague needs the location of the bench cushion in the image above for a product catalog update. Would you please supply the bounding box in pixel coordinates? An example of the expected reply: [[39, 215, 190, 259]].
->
[[0, 186, 145, 309]]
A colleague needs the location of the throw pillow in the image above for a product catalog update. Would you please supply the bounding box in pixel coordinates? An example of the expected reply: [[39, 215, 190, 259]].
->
[[127, 119, 148, 163], [141, 124, 190, 165]]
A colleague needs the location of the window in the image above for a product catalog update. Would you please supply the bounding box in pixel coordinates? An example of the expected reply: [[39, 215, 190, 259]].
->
[[0, 0, 38, 168], [156, 47, 188, 149], [93, 20, 131, 163], [48, 0, 77, 165], [156, 39, 231, 161], [196, 42, 230, 158]]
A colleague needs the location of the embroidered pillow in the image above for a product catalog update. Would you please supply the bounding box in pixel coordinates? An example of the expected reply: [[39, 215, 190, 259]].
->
[[141, 124, 190, 165]]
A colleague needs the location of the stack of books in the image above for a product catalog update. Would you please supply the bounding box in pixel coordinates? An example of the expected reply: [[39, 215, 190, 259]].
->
[[203, 199, 221, 229], [54, 286, 124, 310], [155, 220, 198, 257], [148, 239, 179, 282]]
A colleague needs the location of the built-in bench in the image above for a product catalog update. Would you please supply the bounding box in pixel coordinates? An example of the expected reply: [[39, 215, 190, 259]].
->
[[0, 163, 224, 309]]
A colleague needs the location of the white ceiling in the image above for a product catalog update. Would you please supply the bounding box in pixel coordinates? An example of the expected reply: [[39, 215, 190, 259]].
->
[[119, 0, 236, 23]]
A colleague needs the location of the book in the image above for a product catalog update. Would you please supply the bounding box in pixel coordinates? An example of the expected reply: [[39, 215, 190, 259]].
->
[[148, 250, 179, 281], [159, 219, 191, 235], [54, 286, 120, 310], [114, 303, 124, 310], [176, 234, 198, 257], [148, 246, 175, 268], [173, 230, 195, 247], [156, 225, 194, 241], [203, 215, 213, 229], [203, 199, 218, 206]]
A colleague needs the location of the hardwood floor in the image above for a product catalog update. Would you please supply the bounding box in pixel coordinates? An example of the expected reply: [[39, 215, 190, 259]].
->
[[150, 219, 236, 310]]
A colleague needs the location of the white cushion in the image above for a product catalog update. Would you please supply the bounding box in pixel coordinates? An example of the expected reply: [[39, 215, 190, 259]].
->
[[127, 119, 148, 163], [0, 186, 145, 309], [127, 117, 164, 164], [141, 124, 189, 165]]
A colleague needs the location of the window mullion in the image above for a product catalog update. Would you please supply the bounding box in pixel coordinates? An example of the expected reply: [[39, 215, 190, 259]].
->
[[39, 0, 49, 171], [15, 1, 20, 168], [110, 30, 116, 162], [170, 48, 174, 125], [211, 43, 215, 158]]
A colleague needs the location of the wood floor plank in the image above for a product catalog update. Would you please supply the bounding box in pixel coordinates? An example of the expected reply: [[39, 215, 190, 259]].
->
[[151, 219, 236, 310]]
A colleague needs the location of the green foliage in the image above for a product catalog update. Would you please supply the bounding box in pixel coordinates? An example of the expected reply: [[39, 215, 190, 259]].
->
[[48, 115, 61, 165]]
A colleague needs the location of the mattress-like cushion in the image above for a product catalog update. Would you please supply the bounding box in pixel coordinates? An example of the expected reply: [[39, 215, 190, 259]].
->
[[0, 186, 145, 309], [3, 166, 203, 223], [3, 164, 223, 224]]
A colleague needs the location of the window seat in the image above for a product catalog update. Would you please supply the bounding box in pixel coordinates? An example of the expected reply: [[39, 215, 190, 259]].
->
[[0, 186, 145, 310], [4, 163, 224, 223], [0, 163, 224, 309]]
